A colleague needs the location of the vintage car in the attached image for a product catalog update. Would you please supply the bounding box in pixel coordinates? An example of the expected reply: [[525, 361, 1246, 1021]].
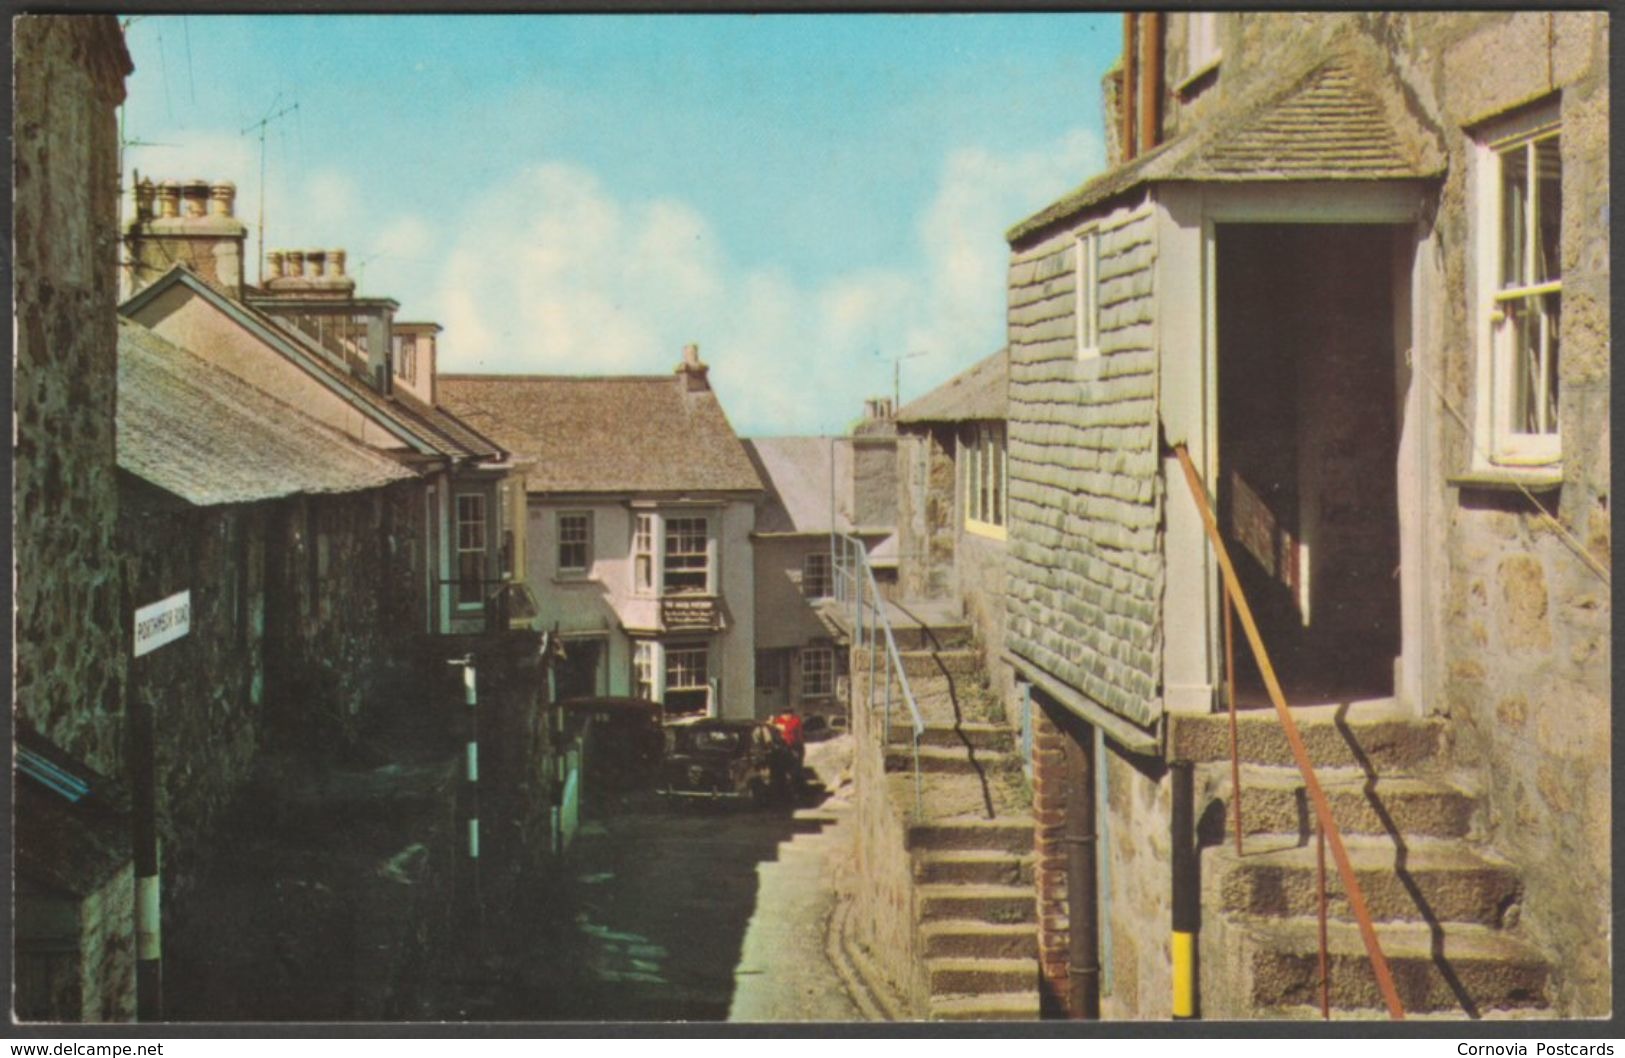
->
[[658, 717, 795, 804], [558, 696, 665, 794]]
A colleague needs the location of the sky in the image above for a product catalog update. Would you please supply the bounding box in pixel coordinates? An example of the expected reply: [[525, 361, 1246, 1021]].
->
[[120, 14, 1119, 436]]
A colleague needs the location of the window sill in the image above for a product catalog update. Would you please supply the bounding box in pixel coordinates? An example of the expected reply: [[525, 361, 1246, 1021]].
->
[[1448, 464, 1564, 492], [965, 519, 1008, 542], [1175, 57, 1221, 99], [552, 574, 596, 585]]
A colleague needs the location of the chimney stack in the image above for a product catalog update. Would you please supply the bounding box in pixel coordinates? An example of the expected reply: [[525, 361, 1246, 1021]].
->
[[124, 175, 248, 301], [675, 342, 710, 392], [260, 246, 356, 297]]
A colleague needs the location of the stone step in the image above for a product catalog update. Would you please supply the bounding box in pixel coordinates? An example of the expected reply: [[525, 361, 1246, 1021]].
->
[[1207, 838, 1522, 928], [920, 920, 1038, 960], [927, 956, 1039, 995], [1203, 765, 1479, 841], [907, 818, 1034, 855], [1223, 916, 1549, 1016], [915, 849, 1034, 887], [917, 883, 1035, 924], [928, 991, 1041, 1021], [884, 744, 1018, 776], [889, 623, 974, 652], [1170, 701, 1445, 772], [898, 649, 985, 683], [892, 722, 1015, 752]]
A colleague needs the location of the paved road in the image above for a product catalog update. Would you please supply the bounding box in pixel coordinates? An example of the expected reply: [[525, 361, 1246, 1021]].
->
[[510, 736, 863, 1023]]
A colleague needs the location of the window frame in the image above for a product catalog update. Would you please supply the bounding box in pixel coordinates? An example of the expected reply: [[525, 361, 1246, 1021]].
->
[[800, 646, 835, 699], [802, 550, 833, 599], [663, 641, 711, 716], [1076, 227, 1101, 360], [632, 639, 657, 701], [556, 510, 593, 576], [662, 515, 711, 595], [1182, 12, 1222, 88], [632, 512, 656, 596], [963, 421, 1009, 540], [1473, 103, 1563, 471], [454, 492, 488, 609]]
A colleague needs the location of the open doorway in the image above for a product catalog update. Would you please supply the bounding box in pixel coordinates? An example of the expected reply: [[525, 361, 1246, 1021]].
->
[[1216, 224, 1402, 707]]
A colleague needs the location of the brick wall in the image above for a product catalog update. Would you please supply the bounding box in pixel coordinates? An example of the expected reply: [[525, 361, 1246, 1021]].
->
[[1005, 202, 1163, 727]]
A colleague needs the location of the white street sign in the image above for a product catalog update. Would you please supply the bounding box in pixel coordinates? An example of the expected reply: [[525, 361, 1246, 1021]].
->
[[133, 590, 191, 657]]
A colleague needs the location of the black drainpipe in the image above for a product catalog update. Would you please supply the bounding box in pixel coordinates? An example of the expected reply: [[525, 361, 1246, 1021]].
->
[[1065, 717, 1101, 1018]]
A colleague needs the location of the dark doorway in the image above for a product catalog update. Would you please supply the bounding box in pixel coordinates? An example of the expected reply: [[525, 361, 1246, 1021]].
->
[[1216, 224, 1401, 706], [556, 637, 604, 700]]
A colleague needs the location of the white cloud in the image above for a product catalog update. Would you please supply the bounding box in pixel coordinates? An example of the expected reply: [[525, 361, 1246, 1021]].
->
[[428, 125, 1103, 435]]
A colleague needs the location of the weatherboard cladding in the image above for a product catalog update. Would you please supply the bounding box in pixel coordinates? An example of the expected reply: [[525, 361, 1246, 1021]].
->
[[1005, 204, 1162, 727], [117, 319, 416, 506], [438, 374, 764, 495]]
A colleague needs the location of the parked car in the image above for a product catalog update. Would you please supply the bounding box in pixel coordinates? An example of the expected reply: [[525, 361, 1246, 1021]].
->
[[659, 717, 796, 804]]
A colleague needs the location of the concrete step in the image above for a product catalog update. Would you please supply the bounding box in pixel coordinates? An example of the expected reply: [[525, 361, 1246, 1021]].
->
[[927, 956, 1039, 995], [915, 849, 1034, 887], [1204, 765, 1479, 841], [1170, 701, 1445, 772], [1221, 916, 1549, 1016], [928, 991, 1041, 1021], [893, 722, 1015, 752], [920, 920, 1038, 960], [1208, 838, 1522, 928], [885, 744, 1018, 776], [917, 883, 1034, 924], [907, 818, 1034, 855]]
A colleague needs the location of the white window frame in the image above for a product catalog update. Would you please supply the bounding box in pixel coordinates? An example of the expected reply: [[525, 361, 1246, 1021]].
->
[[802, 551, 833, 599], [556, 510, 592, 576], [1473, 103, 1563, 470], [454, 492, 487, 610], [1076, 228, 1101, 359], [632, 512, 656, 596], [801, 647, 834, 699], [1184, 12, 1221, 84], [393, 333, 416, 384], [662, 515, 711, 595], [663, 642, 711, 715], [632, 639, 657, 701], [964, 421, 1008, 540]]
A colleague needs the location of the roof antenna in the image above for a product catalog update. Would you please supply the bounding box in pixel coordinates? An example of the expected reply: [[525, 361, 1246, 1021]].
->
[[241, 95, 300, 288]]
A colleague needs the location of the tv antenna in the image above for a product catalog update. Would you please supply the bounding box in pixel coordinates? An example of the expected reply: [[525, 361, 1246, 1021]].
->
[[241, 96, 299, 286], [877, 349, 931, 410]]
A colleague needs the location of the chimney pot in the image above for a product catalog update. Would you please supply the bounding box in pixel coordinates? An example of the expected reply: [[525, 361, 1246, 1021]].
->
[[330, 249, 347, 277], [286, 250, 305, 278], [682, 342, 701, 368], [208, 181, 236, 218], [307, 249, 326, 278], [134, 178, 156, 220], [157, 181, 181, 218], [182, 179, 209, 218], [267, 251, 285, 279]]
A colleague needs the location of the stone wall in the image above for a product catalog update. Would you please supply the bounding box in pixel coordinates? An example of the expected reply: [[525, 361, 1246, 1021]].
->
[[14, 15, 131, 779], [846, 647, 928, 1016], [1029, 703, 1073, 1015], [1005, 201, 1163, 727]]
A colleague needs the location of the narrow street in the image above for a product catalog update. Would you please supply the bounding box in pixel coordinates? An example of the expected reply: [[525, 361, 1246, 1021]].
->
[[484, 735, 864, 1022]]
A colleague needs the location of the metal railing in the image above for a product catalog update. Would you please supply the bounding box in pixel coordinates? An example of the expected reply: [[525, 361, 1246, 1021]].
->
[[1173, 443, 1405, 1022], [831, 531, 926, 817]]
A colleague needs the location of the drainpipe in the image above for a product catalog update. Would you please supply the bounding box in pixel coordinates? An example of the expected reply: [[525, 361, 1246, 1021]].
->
[[1170, 760, 1197, 1019], [1065, 719, 1100, 1018], [130, 691, 162, 1021], [1139, 12, 1163, 155], [1121, 15, 1138, 161]]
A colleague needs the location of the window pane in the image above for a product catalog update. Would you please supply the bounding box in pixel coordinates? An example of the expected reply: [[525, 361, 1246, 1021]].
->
[[1535, 135, 1562, 284], [664, 517, 709, 592], [1507, 293, 1561, 436], [1499, 143, 1529, 288], [802, 648, 833, 697], [558, 513, 590, 571]]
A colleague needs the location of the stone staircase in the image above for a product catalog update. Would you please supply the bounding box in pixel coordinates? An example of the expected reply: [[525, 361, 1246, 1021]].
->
[[878, 616, 1040, 1022], [1171, 702, 1552, 1019]]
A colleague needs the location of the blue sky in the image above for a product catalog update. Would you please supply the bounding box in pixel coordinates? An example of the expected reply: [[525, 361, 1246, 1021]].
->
[[121, 15, 1118, 435]]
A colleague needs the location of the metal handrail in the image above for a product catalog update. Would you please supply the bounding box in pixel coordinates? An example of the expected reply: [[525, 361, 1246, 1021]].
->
[[1172, 443, 1405, 1021], [830, 531, 925, 817]]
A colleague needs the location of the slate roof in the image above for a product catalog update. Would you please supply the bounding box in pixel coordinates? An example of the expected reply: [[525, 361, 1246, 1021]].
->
[[121, 267, 503, 463], [1008, 48, 1447, 244], [438, 374, 765, 495], [118, 318, 417, 506], [896, 348, 1008, 425], [744, 437, 851, 534]]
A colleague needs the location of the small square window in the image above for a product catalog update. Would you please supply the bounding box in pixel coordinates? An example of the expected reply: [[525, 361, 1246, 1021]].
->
[[557, 511, 592, 574], [1076, 230, 1100, 358]]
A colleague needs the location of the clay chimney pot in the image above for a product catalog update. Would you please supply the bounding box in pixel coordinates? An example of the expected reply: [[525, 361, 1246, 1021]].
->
[[286, 250, 305, 277], [157, 181, 181, 218], [208, 181, 236, 218], [267, 251, 285, 279], [329, 249, 347, 278], [307, 249, 327, 278], [182, 179, 209, 218]]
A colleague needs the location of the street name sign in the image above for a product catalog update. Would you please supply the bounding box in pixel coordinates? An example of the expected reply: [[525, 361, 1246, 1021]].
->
[[134, 590, 191, 657]]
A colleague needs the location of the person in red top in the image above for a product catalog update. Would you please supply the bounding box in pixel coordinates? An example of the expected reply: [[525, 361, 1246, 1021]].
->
[[769, 711, 805, 765]]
